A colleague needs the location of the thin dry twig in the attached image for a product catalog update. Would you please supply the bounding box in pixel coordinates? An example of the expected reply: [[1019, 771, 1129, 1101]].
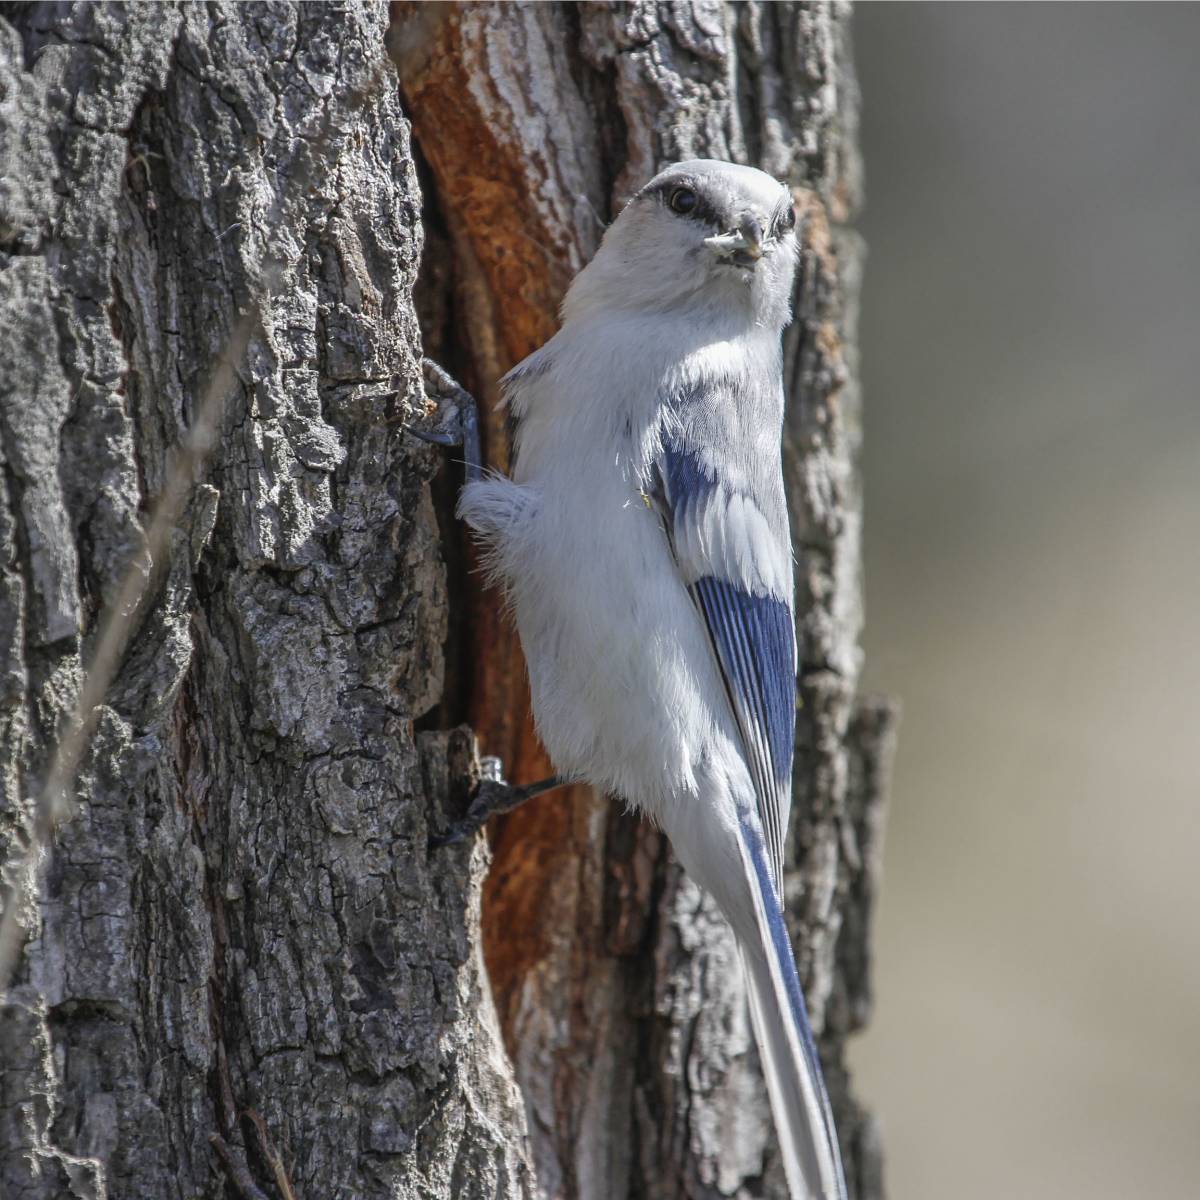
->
[[0, 315, 254, 989], [244, 1108, 299, 1200], [0, 48, 397, 993], [211, 1134, 273, 1200]]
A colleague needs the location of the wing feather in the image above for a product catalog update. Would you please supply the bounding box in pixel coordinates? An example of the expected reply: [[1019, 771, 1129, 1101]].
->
[[655, 440, 795, 887]]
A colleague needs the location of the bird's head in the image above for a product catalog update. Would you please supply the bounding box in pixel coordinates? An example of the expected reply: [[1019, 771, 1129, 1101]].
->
[[564, 159, 799, 330]]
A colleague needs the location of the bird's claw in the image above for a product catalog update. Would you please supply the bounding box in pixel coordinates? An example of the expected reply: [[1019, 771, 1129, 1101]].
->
[[429, 767, 563, 850], [407, 357, 483, 481]]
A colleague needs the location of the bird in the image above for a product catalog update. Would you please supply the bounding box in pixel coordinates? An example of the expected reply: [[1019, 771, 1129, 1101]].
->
[[454, 158, 848, 1200]]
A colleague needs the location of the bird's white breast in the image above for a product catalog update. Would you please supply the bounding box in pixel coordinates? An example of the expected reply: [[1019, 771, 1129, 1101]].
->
[[493, 313, 780, 815]]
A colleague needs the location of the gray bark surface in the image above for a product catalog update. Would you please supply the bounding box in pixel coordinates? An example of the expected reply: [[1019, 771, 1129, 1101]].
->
[[0, 4, 529, 1198], [0, 3, 892, 1199]]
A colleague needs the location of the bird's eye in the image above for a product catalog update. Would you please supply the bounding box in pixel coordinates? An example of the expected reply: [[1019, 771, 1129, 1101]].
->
[[669, 187, 698, 215], [779, 203, 797, 232]]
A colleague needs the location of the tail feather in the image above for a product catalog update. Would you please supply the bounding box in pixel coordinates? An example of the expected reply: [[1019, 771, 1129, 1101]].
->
[[736, 815, 847, 1200]]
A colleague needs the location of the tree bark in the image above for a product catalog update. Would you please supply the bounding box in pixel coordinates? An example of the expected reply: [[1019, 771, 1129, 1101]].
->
[[0, 3, 893, 1199]]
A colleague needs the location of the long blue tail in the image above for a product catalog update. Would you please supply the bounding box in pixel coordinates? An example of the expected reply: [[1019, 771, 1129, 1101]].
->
[[736, 814, 848, 1199]]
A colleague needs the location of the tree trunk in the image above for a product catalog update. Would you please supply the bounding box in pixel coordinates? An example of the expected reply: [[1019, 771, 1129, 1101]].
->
[[0, 3, 893, 1199]]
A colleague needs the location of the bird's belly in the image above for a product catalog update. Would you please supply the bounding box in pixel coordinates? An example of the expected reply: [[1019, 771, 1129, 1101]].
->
[[509, 474, 724, 809]]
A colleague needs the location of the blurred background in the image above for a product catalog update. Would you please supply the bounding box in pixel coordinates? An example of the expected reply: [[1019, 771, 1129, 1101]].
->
[[848, 5, 1200, 1198]]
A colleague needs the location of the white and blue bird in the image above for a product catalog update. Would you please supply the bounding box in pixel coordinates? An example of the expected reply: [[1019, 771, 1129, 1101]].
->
[[456, 159, 847, 1200]]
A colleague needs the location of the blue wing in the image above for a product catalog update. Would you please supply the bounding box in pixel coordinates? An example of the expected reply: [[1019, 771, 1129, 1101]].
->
[[655, 439, 796, 887], [656, 432, 848, 1199]]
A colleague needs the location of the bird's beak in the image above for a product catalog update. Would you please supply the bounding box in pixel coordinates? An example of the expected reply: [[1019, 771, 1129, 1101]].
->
[[704, 212, 765, 264]]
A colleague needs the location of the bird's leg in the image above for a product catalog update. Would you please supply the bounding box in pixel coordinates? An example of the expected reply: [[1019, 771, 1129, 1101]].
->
[[407, 357, 483, 483], [411, 361, 540, 848], [430, 756, 564, 849], [411, 362, 549, 842]]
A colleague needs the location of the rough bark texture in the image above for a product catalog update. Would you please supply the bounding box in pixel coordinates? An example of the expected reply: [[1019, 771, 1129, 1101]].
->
[[400, 4, 895, 1199], [0, 3, 892, 1199], [0, 4, 529, 1198]]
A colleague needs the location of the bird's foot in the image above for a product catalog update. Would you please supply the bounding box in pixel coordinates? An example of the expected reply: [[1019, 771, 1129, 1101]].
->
[[407, 357, 483, 482], [430, 755, 563, 849]]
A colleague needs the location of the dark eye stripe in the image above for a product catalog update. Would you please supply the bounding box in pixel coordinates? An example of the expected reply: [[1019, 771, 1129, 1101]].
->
[[644, 180, 722, 227]]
